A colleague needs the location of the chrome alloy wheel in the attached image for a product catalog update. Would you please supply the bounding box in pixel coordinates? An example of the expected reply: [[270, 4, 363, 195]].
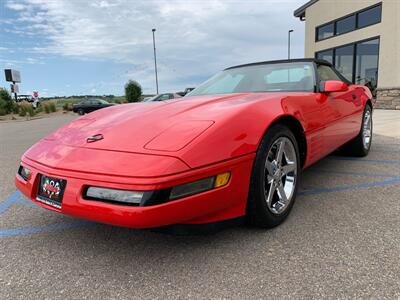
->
[[263, 137, 297, 215], [362, 109, 372, 149]]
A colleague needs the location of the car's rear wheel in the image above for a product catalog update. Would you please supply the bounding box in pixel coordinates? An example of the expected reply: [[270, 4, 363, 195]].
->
[[247, 124, 300, 228], [340, 105, 372, 157], [78, 109, 85, 115]]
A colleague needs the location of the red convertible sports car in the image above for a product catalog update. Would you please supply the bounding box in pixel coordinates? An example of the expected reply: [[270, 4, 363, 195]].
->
[[16, 59, 373, 230]]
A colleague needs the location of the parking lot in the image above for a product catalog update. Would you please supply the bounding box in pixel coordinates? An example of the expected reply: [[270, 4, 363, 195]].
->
[[0, 110, 399, 299]]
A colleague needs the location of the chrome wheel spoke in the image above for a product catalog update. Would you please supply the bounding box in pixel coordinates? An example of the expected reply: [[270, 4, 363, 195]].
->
[[282, 163, 296, 175], [267, 174, 274, 183], [265, 160, 274, 175], [265, 181, 276, 205], [276, 140, 285, 164], [277, 184, 288, 203]]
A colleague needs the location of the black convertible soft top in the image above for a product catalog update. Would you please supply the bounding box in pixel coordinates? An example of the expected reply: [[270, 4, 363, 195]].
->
[[225, 58, 332, 70]]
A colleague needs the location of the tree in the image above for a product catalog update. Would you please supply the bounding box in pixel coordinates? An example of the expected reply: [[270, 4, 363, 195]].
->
[[125, 80, 142, 103], [0, 88, 14, 115]]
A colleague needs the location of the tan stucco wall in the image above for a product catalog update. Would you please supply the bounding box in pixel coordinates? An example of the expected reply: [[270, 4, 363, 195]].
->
[[303, 0, 400, 89]]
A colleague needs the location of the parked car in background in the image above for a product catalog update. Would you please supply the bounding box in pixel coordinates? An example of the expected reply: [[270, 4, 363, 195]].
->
[[72, 99, 114, 115], [16, 95, 34, 102], [177, 87, 195, 96], [143, 93, 182, 102]]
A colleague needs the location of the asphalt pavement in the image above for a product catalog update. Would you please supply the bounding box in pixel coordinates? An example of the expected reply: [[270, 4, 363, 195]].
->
[[0, 110, 399, 299]]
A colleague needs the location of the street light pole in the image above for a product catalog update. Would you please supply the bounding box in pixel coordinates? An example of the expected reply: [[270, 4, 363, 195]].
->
[[152, 28, 159, 94], [288, 29, 294, 59]]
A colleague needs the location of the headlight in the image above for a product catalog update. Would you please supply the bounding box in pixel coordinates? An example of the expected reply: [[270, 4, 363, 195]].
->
[[85, 187, 144, 205], [169, 172, 231, 200]]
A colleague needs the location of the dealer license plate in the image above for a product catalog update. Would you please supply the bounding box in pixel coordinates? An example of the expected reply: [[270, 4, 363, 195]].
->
[[37, 175, 67, 209]]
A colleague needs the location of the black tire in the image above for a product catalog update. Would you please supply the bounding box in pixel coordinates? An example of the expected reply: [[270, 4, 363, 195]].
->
[[247, 124, 301, 228], [340, 105, 372, 157], [78, 109, 85, 115]]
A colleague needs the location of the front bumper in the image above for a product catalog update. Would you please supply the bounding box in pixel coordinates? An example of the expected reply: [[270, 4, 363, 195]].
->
[[16, 154, 255, 228]]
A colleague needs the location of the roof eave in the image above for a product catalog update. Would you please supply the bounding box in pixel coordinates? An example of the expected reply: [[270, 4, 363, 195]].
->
[[293, 0, 319, 20]]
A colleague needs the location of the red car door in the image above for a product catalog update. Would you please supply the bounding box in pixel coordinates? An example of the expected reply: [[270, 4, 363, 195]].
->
[[316, 64, 362, 154]]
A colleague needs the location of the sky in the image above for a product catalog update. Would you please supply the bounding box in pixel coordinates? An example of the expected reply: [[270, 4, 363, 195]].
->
[[0, 0, 306, 97]]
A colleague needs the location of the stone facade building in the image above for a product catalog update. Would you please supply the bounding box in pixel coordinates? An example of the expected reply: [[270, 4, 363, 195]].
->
[[294, 0, 400, 109]]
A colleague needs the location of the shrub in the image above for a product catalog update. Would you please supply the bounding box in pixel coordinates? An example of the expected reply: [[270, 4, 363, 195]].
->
[[0, 88, 13, 114], [42, 101, 57, 113], [0, 108, 6, 116], [125, 80, 142, 103], [27, 106, 35, 117], [18, 103, 32, 117], [0, 99, 6, 114], [62, 103, 69, 111], [19, 107, 27, 117], [49, 102, 56, 112], [43, 103, 51, 113], [12, 103, 20, 114]]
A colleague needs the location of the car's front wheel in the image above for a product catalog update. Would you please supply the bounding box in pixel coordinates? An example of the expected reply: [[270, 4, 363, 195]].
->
[[78, 109, 85, 115], [247, 124, 300, 228]]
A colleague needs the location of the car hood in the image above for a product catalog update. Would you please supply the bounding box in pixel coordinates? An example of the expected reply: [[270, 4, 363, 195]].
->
[[43, 93, 281, 155]]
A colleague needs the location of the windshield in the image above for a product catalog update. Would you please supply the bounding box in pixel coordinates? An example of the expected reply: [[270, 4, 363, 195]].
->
[[188, 62, 315, 96]]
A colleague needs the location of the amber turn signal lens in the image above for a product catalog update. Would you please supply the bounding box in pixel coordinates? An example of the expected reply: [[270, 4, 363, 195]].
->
[[214, 172, 231, 188]]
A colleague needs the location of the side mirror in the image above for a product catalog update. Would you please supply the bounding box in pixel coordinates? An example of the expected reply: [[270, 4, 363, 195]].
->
[[320, 80, 348, 93]]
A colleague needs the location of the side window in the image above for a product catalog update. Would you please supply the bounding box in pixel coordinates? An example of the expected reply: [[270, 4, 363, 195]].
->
[[263, 64, 315, 92], [317, 65, 342, 82], [159, 94, 170, 100]]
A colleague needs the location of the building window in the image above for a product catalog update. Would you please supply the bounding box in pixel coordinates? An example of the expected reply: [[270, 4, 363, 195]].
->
[[316, 37, 380, 93], [336, 15, 356, 35], [316, 23, 334, 41], [357, 5, 382, 29], [335, 45, 354, 82], [355, 39, 379, 93], [316, 49, 333, 64], [316, 3, 382, 41]]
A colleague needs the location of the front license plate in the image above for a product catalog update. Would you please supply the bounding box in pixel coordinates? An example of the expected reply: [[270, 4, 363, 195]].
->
[[37, 175, 67, 209]]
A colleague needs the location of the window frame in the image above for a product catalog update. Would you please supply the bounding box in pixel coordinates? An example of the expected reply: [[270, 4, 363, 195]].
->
[[315, 2, 382, 42]]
